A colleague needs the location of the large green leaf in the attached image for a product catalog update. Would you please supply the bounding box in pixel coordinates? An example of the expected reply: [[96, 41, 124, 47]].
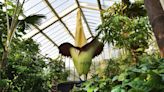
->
[[23, 14, 45, 25]]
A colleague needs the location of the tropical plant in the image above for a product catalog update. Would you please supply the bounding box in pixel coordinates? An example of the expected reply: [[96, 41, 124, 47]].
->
[[0, 1, 70, 91], [72, 76, 112, 92], [98, 1, 152, 64], [0, 0, 45, 69], [72, 1, 163, 92], [103, 59, 121, 78], [0, 38, 68, 92], [111, 55, 164, 92], [72, 54, 163, 92]]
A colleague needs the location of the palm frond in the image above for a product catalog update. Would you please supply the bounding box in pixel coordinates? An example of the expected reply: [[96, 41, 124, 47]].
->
[[23, 14, 46, 25], [17, 20, 26, 33]]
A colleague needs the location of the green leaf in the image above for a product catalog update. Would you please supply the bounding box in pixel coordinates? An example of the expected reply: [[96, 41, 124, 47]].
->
[[0, 79, 9, 87], [23, 14, 45, 25], [128, 88, 145, 92], [128, 78, 151, 92], [111, 85, 126, 92], [118, 73, 127, 81]]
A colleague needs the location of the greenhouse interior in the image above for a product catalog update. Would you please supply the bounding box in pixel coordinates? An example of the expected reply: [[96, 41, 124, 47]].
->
[[0, 0, 164, 92]]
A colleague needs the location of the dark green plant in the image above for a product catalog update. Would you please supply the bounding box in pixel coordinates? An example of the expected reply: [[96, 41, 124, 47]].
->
[[0, 1, 69, 91], [98, 1, 152, 64], [99, 16, 151, 50], [0, 1, 45, 69], [72, 54, 164, 92], [0, 38, 68, 92], [104, 59, 122, 78], [73, 1, 162, 91], [73, 76, 112, 92], [111, 56, 164, 92], [102, 0, 146, 19]]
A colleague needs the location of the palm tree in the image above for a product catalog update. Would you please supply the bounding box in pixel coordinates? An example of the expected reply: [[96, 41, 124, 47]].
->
[[0, 0, 45, 69]]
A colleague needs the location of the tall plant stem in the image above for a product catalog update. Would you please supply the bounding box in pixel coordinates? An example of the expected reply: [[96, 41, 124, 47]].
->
[[0, 0, 9, 70], [0, 50, 8, 69], [1, 0, 25, 69]]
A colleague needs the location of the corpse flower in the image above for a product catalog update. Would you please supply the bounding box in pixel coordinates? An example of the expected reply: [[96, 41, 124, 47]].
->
[[58, 9, 104, 79]]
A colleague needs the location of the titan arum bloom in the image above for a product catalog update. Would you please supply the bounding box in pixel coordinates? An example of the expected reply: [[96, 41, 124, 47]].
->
[[58, 9, 104, 80]]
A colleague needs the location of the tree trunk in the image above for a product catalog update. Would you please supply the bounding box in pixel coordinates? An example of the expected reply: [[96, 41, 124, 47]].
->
[[0, 50, 8, 69], [130, 49, 137, 65], [51, 80, 58, 92], [144, 0, 164, 58]]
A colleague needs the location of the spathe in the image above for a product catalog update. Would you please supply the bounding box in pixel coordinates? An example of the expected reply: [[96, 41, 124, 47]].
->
[[59, 38, 104, 58]]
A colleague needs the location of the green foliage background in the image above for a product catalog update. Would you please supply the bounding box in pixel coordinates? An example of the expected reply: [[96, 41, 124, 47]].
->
[[0, 1, 68, 91], [0, 38, 69, 92], [98, 1, 152, 54], [73, 1, 164, 92]]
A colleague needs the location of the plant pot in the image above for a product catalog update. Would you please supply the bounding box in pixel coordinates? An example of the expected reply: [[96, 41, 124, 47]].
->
[[57, 81, 83, 92]]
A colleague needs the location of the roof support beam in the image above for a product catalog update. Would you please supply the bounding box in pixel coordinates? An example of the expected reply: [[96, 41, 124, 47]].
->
[[75, 0, 94, 38], [30, 4, 100, 38], [97, 0, 102, 10], [43, 0, 75, 39], [97, 0, 103, 21], [80, 6, 99, 11], [33, 25, 59, 47], [30, 7, 78, 38], [22, 14, 58, 47]]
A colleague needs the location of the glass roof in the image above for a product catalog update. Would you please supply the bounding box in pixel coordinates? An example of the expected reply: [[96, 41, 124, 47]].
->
[[21, 0, 121, 67]]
